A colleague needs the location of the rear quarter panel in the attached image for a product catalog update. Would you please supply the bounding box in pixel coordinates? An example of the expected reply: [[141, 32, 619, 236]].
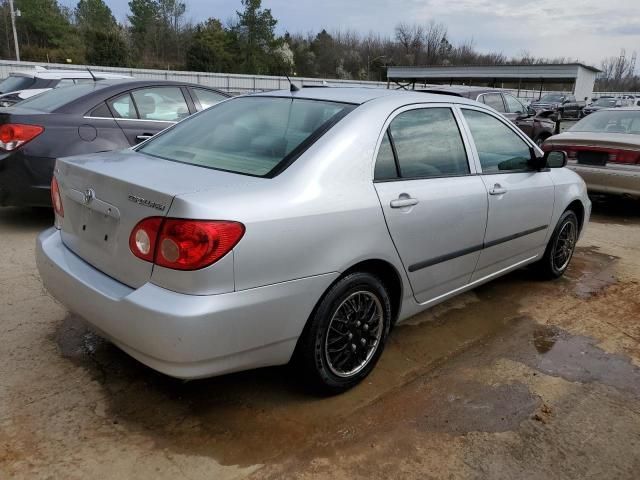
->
[[167, 100, 410, 295]]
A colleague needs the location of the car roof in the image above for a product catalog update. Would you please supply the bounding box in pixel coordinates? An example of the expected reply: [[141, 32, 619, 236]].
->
[[10, 68, 130, 80], [414, 85, 504, 98], [251, 86, 483, 107]]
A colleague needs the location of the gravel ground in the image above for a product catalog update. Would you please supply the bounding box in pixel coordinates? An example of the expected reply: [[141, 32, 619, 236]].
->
[[1, 195, 639, 479]]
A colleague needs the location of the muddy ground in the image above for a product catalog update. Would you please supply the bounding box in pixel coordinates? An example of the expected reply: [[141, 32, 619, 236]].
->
[[1, 195, 639, 479]]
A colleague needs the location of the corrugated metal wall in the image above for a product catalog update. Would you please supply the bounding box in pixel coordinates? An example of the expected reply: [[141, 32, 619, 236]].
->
[[0, 60, 387, 93]]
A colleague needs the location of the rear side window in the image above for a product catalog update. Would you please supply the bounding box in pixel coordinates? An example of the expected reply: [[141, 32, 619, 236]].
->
[[374, 131, 398, 180], [386, 108, 469, 179], [89, 102, 112, 118], [108, 93, 137, 119], [191, 88, 227, 110], [462, 109, 532, 173], [481, 94, 506, 113], [138, 96, 355, 177]]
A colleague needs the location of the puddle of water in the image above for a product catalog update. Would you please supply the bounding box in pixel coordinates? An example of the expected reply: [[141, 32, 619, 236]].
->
[[49, 246, 627, 467], [565, 246, 618, 299]]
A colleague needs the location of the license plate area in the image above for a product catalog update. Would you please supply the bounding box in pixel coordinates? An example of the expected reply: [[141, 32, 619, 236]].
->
[[577, 151, 608, 166], [75, 205, 119, 252]]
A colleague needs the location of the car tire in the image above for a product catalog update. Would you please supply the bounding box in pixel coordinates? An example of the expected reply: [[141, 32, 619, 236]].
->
[[534, 210, 579, 279], [297, 272, 392, 394]]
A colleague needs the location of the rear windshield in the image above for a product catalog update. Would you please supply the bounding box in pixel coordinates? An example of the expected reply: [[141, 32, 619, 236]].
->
[[16, 83, 104, 112], [138, 96, 356, 177], [570, 110, 640, 134], [0, 75, 35, 94], [539, 94, 564, 102], [592, 98, 618, 107]]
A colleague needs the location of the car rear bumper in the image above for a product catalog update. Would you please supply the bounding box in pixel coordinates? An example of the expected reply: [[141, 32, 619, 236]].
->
[[0, 151, 54, 207], [36, 227, 338, 379], [568, 161, 640, 197]]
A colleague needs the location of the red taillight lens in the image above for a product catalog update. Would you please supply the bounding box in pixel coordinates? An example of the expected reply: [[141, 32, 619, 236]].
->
[[0, 123, 43, 151], [129, 217, 163, 262], [608, 149, 640, 164], [51, 176, 64, 217], [129, 218, 245, 271]]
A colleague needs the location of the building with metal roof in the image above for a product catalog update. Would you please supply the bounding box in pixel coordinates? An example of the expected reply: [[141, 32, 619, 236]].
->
[[386, 63, 601, 102]]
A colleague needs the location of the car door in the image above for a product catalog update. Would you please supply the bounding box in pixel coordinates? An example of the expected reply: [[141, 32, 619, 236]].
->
[[504, 93, 534, 138], [373, 105, 489, 304], [107, 86, 192, 145], [459, 107, 555, 281]]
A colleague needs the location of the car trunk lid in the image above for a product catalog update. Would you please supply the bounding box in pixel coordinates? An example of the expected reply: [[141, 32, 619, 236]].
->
[[56, 149, 261, 289]]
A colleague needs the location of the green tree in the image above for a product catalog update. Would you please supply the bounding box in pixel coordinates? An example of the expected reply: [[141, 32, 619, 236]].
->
[[75, 0, 116, 32], [232, 0, 277, 74], [85, 29, 128, 66], [186, 18, 233, 72]]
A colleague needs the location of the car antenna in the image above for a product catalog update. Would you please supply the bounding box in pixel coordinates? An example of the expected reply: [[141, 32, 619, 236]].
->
[[86, 67, 98, 82], [285, 73, 299, 92]]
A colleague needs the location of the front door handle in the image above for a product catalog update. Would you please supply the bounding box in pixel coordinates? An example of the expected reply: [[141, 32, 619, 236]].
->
[[489, 183, 507, 195], [390, 195, 419, 208]]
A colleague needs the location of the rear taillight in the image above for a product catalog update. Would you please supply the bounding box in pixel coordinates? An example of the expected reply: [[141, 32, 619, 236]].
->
[[0, 123, 43, 151], [129, 218, 245, 271], [51, 176, 64, 218], [608, 149, 640, 164]]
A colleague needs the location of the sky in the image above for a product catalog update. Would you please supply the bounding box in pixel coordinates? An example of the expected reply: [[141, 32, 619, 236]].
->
[[61, 0, 640, 68]]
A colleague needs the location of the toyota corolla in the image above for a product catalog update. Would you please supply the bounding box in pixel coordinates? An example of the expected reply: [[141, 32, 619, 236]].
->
[[36, 87, 591, 392]]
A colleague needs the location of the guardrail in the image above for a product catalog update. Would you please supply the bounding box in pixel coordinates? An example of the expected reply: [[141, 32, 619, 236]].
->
[[0, 59, 388, 93]]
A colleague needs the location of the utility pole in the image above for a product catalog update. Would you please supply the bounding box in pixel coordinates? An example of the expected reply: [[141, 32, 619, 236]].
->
[[8, 0, 20, 61]]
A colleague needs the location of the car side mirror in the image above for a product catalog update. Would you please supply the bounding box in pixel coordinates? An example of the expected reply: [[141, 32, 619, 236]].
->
[[544, 150, 567, 168], [562, 99, 570, 104]]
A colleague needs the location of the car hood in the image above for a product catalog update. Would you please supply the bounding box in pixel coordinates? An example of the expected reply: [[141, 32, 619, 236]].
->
[[545, 131, 640, 150]]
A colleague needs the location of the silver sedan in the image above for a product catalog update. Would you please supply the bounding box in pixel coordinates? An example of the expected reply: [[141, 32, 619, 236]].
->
[[36, 87, 591, 392]]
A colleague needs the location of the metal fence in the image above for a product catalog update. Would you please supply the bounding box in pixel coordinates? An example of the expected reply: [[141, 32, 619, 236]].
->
[[1, 59, 638, 101], [0, 59, 388, 94]]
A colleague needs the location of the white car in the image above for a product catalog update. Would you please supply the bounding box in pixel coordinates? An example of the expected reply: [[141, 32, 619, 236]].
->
[[0, 67, 130, 107]]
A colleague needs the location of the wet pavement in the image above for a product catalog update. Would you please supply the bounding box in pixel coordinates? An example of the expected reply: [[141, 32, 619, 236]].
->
[[1, 197, 640, 479]]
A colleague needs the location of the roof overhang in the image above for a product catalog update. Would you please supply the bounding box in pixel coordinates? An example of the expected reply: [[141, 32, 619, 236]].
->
[[387, 64, 601, 84]]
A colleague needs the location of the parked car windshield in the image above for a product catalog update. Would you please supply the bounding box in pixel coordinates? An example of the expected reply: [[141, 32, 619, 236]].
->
[[592, 98, 618, 107], [539, 94, 564, 102], [570, 110, 640, 134], [0, 75, 35, 94], [138, 96, 356, 177], [16, 83, 104, 112]]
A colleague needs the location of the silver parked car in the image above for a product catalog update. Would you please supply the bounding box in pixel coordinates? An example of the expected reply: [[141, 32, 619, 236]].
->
[[36, 87, 591, 392]]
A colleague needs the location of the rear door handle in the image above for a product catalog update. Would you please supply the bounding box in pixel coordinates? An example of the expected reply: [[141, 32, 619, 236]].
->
[[489, 184, 507, 195], [136, 134, 154, 142], [390, 196, 419, 208]]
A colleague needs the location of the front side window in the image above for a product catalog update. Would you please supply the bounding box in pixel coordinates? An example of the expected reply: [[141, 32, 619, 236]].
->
[[504, 94, 525, 114], [462, 109, 532, 173], [480, 94, 506, 113], [138, 96, 355, 177], [131, 87, 190, 122], [387, 108, 469, 178]]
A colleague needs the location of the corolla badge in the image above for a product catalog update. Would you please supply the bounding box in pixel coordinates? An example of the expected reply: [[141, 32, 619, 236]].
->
[[82, 188, 95, 204], [128, 194, 167, 211]]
